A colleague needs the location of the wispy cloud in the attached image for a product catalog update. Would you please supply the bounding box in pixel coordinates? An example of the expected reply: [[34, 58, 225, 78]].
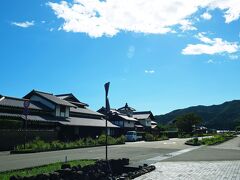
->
[[127, 46, 135, 59], [145, 70, 155, 74], [12, 21, 34, 28], [47, 0, 240, 38], [201, 12, 212, 20], [182, 33, 239, 55], [207, 59, 214, 64], [229, 54, 239, 60]]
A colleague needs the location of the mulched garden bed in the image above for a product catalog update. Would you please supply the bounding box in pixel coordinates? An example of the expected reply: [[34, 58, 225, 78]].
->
[[10, 158, 156, 180]]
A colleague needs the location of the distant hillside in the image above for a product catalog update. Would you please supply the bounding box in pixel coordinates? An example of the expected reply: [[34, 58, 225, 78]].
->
[[155, 100, 240, 130]]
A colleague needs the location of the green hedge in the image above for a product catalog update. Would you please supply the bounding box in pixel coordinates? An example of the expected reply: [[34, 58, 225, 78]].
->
[[0, 119, 22, 129], [145, 133, 169, 142], [12, 135, 126, 153], [200, 133, 236, 145], [186, 133, 236, 146]]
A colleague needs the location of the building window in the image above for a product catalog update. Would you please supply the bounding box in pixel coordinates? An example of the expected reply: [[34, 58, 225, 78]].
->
[[60, 106, 66, 117]]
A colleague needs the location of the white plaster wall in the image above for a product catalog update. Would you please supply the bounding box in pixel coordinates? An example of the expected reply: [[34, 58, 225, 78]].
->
[[55, 105, 60, 116], [124, 120, 135, 128], [66, 107, 70, 117]]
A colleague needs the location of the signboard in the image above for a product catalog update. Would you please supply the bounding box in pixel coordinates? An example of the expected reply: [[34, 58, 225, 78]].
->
[[23, 100, 30, 115], [24, 100, 30, 109]]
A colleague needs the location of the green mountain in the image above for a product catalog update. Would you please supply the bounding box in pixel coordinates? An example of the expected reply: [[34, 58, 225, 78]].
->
[[155, 100, 240, 130]]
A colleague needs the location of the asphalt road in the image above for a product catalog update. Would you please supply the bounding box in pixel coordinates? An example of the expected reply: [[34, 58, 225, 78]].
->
[[0, 138, 189, 172], [163, 136, 240, 162]]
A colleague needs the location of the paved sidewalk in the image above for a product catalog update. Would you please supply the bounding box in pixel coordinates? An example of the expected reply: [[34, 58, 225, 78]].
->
[[136, 161, 240, 180]]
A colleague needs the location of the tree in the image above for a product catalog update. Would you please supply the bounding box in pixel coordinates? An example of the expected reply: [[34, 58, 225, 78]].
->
[[175, 113, 202, 134]]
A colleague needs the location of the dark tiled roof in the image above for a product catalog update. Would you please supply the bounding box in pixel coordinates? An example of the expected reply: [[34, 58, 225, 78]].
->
[[60, 117, 119, 128], [24, 90, 76, 107], [56, 93, 89, 107], [118, 103, 136, 111], [0, 96, 51, 111], [70, 107, 104, 116], [0, 113, 67, 123], [98, 107, 120, 115]]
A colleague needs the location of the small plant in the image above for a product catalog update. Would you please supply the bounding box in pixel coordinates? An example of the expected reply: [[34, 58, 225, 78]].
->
[[145, 133, 154, 141]]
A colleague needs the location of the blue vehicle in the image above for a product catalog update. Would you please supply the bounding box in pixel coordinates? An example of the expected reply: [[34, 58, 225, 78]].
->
[[125, 131, 137, 141]]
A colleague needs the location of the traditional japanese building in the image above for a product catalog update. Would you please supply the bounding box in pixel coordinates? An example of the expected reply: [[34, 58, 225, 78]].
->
[[98, 103, 157, 133], [0, 90, 118, 150]]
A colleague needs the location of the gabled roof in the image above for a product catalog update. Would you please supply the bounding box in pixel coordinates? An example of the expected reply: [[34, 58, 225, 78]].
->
[[0, 96, 52, 111], [56, 93, 89, 107], [133, 111, 155, 120], [118, 103, 136, 112], [118, 114, 138, 122], [98, 107, 120, 115], [24, 90, 76, 107]]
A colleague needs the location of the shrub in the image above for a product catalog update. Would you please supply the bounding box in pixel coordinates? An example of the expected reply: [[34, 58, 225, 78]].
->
[[145, 133, 154, 141], [178, 133, 191, 138], [85, 137, 96, 146], [116, 135, 126, 144], [97, 134, 106, 145]]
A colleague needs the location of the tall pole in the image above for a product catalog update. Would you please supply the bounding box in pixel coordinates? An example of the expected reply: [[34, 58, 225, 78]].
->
[[23, 100, 30, 149], [104, 82, 110, 161], [24, 114, 28, 149]]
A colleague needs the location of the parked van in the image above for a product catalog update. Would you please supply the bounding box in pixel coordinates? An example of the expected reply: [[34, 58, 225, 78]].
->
[[125, 131, 137, 141]]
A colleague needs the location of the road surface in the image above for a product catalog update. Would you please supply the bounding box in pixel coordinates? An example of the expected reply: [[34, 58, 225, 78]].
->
[[0, 138, 189, 172]]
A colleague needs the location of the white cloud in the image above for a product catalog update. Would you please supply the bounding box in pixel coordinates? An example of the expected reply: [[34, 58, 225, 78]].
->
[[12, 21, 34, 28], [201, 12, 212, 20], [182, 33, 239, 55], [179, 19, 197, 31], [47, 0, 208, 37], [127, 46, 135, 59], [145, 70, 155, 74], [208, 0, 240, 23], [207, 59, 214, 63], [47, 0, 240, 37]]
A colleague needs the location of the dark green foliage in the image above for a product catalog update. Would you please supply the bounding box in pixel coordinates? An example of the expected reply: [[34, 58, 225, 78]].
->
[[235, 126, 240, 131], [155, 100, 240, 130], [185, 137, 201, 146], [175, 113, 202, 134], [145, 133, 169, 141], [145, 133, 154, 141], [0, 119, 22, 129]]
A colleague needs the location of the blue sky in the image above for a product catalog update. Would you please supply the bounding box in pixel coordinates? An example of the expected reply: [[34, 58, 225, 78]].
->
[[1, 0, 240, 115]]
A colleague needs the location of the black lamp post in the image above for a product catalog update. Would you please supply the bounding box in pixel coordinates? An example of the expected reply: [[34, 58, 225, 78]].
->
[[104, 82, 110, 161]]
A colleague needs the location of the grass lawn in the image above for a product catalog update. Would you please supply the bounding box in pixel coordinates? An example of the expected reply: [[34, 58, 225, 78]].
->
[[0, 159, 95, 180]]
